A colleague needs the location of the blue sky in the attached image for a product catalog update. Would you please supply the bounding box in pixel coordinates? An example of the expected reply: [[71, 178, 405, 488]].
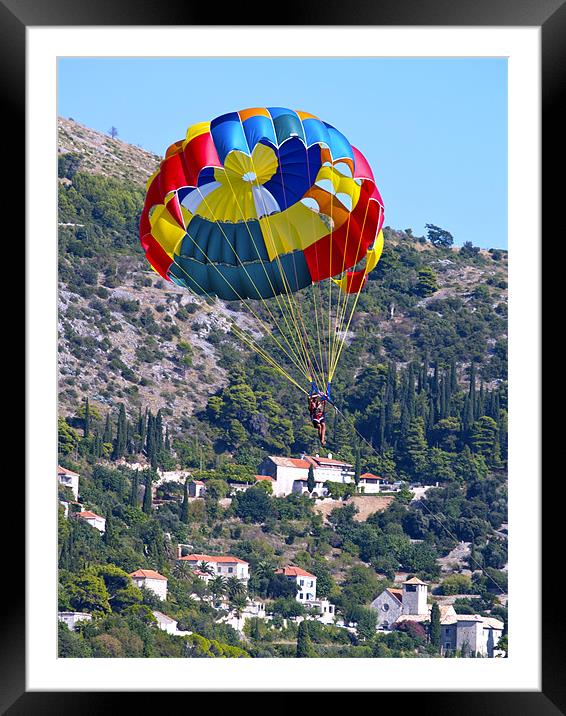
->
[[58, 57, 507, 248]]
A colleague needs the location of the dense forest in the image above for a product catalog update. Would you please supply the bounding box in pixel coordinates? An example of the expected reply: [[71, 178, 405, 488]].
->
[[57, 119, 508, 658]]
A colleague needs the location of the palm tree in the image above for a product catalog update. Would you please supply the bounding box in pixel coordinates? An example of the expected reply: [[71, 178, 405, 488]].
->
[[255, 558, 277, 581], [226, 576, 246, 601], [173, 561, 193, 581], [198, 561, 215, 577], [210, 576, 227, 605], [230, 592, 248, 620]]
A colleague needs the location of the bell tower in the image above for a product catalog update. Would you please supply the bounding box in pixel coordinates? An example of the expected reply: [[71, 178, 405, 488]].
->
[[402, 577, 428, 615]]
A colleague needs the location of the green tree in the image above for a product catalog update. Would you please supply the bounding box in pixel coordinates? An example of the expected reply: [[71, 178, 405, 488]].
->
[[296, 620, 316, 658], [426, 223, 454, 248], [180, 478, 190, 525], [307, 464, 316, 493], [142, 470, 153, 515], [415, 266, 439, 297], [58, 418, 80, 456], [430, 602, 441, 651]]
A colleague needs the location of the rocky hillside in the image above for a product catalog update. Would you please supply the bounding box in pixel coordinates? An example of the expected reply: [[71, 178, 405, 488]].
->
[[58, 117, 159, 185]]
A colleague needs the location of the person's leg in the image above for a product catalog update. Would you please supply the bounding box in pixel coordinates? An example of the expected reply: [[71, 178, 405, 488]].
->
[[320, 422, 326, 445]]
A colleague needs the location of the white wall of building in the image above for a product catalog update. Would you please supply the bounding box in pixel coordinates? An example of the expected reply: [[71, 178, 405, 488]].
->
[[133, 576, 167, 600]]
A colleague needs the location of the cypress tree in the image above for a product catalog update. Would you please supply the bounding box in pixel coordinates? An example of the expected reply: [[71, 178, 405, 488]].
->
[[376, 384, 386, 451], [307, 464, 316, 493], [146, 412, 155, 463], [384, 365, 396, 445], [180, 478, 190, 525], [155, 409, 164, 453], [450, 359, 458, 393], [130, 470, 139, 508], [354, 441, 361, 486], [83, 397, 90, 438], [113, 403, 127, 460], [430, 602, 441, 651], [468, 361, 477, 420], [138, 408, 147, 451], [103, 412, 112, 444], [142, 470, 153, 514], [296, 620, 315, 658], [478, 380, 486, 418]]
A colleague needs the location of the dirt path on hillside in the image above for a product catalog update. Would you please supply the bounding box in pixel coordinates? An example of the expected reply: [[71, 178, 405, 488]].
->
[[313, 495, 394, 523]]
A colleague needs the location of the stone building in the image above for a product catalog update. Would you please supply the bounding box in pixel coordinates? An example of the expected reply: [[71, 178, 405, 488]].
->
[[370, 577, 504, 657]]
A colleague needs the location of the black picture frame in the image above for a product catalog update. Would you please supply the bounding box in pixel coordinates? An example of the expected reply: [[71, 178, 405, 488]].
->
[[9, 0, 556, 710]]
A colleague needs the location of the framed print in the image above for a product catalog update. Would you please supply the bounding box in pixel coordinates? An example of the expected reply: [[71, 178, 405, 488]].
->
[[8, 0, 558, 710]]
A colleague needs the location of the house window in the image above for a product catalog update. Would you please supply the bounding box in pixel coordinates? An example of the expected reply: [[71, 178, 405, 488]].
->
[[445, 642, 451, 650], [299, 593, 303, 599], [382, 603, 390, 612], [228, 567, 233, 573], [300, 580, 304, 586]]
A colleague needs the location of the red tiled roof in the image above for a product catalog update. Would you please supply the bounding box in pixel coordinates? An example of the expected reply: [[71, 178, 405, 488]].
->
[[403, 577, 426, 585], [77, 510, 104, 520], [255, 475, 274, 482], [269, 456, 311, 469], [179, 553, 249, 565], [386, 588, 403, 602], [275, 565, 316, 578], [360, 472, 383, 481], [58, 465, 79, 476], [130, 569, 167, 581]]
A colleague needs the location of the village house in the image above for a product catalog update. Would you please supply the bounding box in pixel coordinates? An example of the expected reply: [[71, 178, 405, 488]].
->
[[275, 566, 336, 623], [276, 565, 317, 601], [58, 465, 80, 500], [130, 569, 168, 600], [370, 577, 504, 657], [178, 553, 250, 583], [220, 599, 267, 632], [358, 472, 385, 494], [152, 610, 192, 636], [439, 615, 505, 658], [58, 611, 92, 631], [76, 510, 106, 533], [258, 454, 355, 497]]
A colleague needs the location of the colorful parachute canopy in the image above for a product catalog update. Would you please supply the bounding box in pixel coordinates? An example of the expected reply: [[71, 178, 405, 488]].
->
[[140, 107, 384, 300]]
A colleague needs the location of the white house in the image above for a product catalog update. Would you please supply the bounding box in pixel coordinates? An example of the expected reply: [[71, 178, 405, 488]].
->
[[220, 599, 267, 632], [152, 610, 178, 634], [130, 569, 168, 600], [58, 611, 92, 631], [258, 454, 355, 497], [178, 554, 250, 583], [358, 472, 385, 494], [76, 510, 106, 534], [308, 598, 336, 625], [275, 565, 317, 602], [152, 610, 192, 636], [58, 465, 80, 500], [370, 578, 504, 657]]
